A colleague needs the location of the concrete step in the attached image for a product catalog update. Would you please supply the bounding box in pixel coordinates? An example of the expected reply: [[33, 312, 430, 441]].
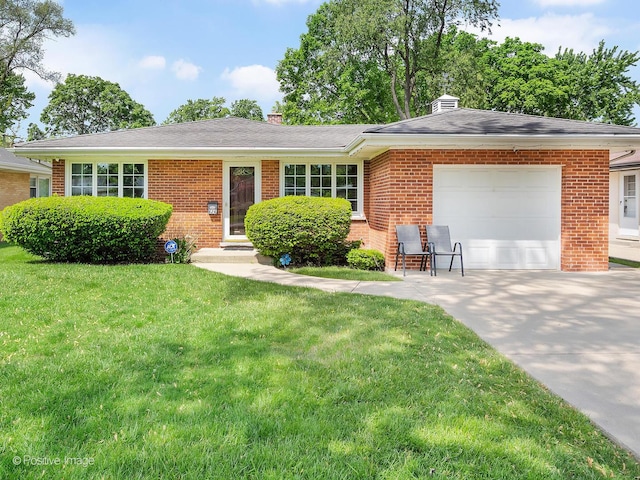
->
[[191, 248, 272, 265]]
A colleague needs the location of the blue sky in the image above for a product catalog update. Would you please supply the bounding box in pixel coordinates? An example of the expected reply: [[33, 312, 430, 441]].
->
[[20, 0, 640, 137]]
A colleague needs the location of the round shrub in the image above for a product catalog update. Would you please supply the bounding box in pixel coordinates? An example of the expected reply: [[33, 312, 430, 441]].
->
[[245, 196, 352, 266], [347, 248, 385, 271], [0, 196, 173, 263]]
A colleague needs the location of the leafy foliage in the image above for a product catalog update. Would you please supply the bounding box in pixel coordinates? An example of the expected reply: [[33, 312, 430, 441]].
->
[[483, 38, 640, 125], [0, 70, 34, 137], [163, 97, 230, 124], [230, 99, 264, 121], [278, 1, 640, 125], [39, 74, 156, 136], [0, 0, 74, 135], [277, 0, 499, 123], [0, 0, 75, 84], [0, 196, 172, 263], [245, 196, 353, 266], [347, 248, 385, 271]]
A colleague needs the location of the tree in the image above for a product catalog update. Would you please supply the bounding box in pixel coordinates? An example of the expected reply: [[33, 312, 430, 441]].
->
[[483, 38, 640, 125], [0, 0, 75, 86], [277, 2, 400, 125], [230, 99, 264, 121], [277, 0, 498, 123], [483, 37, 570, 118], [556, 42, 640, 125], [39, 74, 156, 136], [0, 69, 35, 136], [163, 97, 230, 124]]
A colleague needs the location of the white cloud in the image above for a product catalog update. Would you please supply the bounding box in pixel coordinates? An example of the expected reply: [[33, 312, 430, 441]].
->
[[171, 59, 202, 81], [533, 0, 605, 6], [220, 64, 281, 101], [139, 55, 166, 70], [472, 13, 612, 55]]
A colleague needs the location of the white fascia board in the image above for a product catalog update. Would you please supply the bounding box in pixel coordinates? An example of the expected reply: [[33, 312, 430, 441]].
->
[[346, 134, 640, 157], [11, 147, 351, 161]]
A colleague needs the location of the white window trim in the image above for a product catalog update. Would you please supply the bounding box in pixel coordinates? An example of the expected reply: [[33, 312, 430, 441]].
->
[[279, 160, 365, 219], [30, 175, 51, 198], [65, 159, 148, 199]]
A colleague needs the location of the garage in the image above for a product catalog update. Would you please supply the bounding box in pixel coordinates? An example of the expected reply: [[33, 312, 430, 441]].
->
[[433, 165, 561, 270]]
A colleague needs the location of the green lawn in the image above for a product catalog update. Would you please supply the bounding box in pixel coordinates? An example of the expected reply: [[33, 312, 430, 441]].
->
[[1, 243, 638, 479], [290, 266, 402, 281]]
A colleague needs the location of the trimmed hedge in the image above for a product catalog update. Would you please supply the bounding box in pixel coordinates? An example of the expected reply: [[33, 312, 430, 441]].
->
[[245, 196, 353, 266], [0, 196, 173, 263], [347, 248, 385, 271]]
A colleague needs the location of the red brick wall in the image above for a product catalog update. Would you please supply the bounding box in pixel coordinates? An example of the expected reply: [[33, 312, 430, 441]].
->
[[52, 160, 65, 196], [0, 171, 30, 211], [148, 159, 223, 247], [262, 160, 279, 200], [367, 149, 610, 272]]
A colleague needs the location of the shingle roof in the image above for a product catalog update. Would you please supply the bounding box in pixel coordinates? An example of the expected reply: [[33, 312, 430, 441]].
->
[[364, 108, 640, 136], [16, 117, 374, 149], [0, 148, 50, 174], [12, 110, 640, 157]]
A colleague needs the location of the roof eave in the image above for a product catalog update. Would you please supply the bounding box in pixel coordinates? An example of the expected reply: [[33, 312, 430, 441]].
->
[[10, 146, 352, 161], [347, 134, 640, 158]]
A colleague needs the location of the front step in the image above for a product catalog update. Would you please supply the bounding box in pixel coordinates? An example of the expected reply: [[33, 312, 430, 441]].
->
[[190, 248, 272, 265]]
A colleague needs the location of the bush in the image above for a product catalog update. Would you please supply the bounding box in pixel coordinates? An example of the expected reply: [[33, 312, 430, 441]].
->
[[0, 196, 172, 263], [347, 248, 386, 271], [245, 196, 352, 267]]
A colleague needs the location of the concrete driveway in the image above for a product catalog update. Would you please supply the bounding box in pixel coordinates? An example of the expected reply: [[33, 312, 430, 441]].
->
[[195, 262, 640, 460]]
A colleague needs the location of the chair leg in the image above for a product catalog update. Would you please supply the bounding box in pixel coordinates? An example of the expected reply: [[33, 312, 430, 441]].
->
[[431, 255, 437, 276], [460, 253, 464, 277], [449, 255, 454, 272], [402, 253, 406, 276], [394, 251, 399, 271]]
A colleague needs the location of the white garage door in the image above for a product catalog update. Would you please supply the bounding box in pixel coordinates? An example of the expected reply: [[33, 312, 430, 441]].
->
[[433, 165, 561, 270]]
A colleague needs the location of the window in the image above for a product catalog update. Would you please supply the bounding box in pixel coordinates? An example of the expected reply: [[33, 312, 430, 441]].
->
[[30, 176, 51, 198], [69, 162, 146, 198], [283, 162, 362, 214]]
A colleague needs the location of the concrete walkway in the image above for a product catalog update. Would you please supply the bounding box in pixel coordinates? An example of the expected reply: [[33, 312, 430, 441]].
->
[[194, 259, 640, 461]]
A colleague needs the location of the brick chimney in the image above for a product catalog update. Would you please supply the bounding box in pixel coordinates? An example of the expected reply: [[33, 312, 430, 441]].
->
[[267, 112, 283, 125]]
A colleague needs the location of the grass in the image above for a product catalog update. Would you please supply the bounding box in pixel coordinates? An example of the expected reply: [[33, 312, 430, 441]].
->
[[609, 256, 640, 268], [0, 242, 638, 479], [289, 265, 402, 281]]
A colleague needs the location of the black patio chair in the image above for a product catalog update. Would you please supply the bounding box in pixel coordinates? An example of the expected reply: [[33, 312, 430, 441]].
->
[[394, 225, 431, 276], [425, 225, 464, 276]]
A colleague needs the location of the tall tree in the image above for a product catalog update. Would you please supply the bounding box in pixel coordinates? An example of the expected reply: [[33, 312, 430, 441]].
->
[[556, 42, 640, 125], [39, 74, 155, 136], [483, 38, 640, 125], [0, 69, 35, 136], [163, 97, 230, 124], [277, 0, 498, 123], [483, 37, 570, 118], [0, 0, 75, 85], [230, 99, 264, 121]]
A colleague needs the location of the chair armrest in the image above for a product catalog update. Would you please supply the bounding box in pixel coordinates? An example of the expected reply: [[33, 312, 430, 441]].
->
[[453, 242, 462, 252]]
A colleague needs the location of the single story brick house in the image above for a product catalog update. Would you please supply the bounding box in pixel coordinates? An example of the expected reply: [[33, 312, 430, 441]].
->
[[12, 97, 640, 272], [0, 148, 51, 211]]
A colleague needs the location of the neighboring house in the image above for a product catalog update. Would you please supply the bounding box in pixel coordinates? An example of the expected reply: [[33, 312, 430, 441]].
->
[[610, 150, 640, 238], [0, 148, 51, 212], [11, 97, 640, 272]]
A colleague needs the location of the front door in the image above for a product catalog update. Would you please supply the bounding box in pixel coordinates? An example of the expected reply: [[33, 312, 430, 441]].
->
[[223, 162, 261, 240], [620, 173, 639, 236]]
